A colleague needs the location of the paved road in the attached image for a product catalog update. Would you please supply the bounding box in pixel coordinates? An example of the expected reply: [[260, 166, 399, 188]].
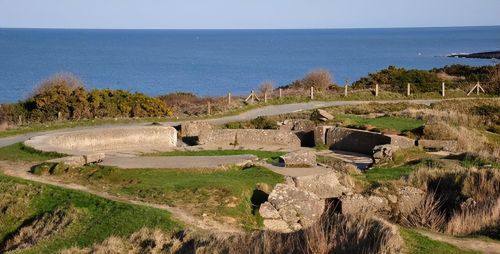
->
[[0, 99, 444, 148]]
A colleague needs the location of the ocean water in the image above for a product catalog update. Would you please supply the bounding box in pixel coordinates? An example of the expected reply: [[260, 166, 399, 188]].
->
[[0, 26, 499, 103]]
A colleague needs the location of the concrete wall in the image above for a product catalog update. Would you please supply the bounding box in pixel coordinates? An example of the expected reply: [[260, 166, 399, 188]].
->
[[198, 129, 301, 148], [25, 126, 177, 155], [326, 127, 391, 155]]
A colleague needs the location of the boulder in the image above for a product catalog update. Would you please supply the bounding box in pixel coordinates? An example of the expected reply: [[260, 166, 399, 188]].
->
[[372, 144, 395, 164], [260, 184, 324, 232], [340, 194, 390, 215], [291, 172, 351, 198], [397, 186, 425, 214], [311, 109, 334, 122], [417, 139, 458, 152], [279, 150, 316, 167]]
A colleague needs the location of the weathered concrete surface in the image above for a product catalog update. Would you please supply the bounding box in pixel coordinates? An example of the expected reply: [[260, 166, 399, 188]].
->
[[24, 126, 177, 155], [314, 125, 332, 146], [326, 127, 391, 155], [101, 155, 258, 169], [291, 172, 351, 198], [387, 135, 415, 149], [47, 153, 105, 167], [198, 129, 300, 148], [279, 150, 316, 167], [260, 183, 324, 232], [340, 194, 390, 215], [181, 121, 212, 137]]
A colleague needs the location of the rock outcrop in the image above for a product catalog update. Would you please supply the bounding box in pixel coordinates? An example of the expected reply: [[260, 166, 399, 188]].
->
[[340, 194, 390, 215]]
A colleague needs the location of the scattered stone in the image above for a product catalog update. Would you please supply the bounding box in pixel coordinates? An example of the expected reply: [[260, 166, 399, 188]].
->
[[418, 139, 458, 152], [292, 172, 351, 198], [312, 109, 334, 121], [372, 144, 396, 164], [259, 203, 281, 219], [279, 150, 316, 167], [397, 186, 425, 214]]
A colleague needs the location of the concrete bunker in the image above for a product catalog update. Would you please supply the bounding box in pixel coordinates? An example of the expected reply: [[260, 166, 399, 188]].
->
[[24, 126, 177, 155]]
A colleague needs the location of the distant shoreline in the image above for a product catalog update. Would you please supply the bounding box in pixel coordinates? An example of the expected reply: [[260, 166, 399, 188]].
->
[[448, 51, 500, 60]]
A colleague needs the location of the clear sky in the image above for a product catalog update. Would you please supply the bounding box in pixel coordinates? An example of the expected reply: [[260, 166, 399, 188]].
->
[[1, 0, 499, 29]]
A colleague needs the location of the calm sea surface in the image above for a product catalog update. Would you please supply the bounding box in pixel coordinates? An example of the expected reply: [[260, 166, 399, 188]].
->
[[0, 26, 499, 103]]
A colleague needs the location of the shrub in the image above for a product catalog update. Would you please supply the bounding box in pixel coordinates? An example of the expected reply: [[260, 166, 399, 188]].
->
[[250, 116, 278, 129], [284, 69, 334, 91], [1, 73, 174, 125], [259, 81, 274, 95]]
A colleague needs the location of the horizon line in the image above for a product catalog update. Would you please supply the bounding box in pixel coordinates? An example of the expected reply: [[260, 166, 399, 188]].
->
[[1, 24, 500, 31]]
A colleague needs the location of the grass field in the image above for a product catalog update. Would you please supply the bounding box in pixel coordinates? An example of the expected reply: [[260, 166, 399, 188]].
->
[[0, 142, 64, 162], [336, 115, 425, 133], [144, 149, 285, 160], [48, 165, 283, 230], [401, 229, 479, 254], [0, 173, 180, 254]]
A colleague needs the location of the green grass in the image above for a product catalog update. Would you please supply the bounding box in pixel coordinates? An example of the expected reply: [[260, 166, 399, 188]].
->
[[0, 173, 180, 254], [0, 142, 65, 162], [337, 115, 424, 133], [144, 149, 285, 160], [401, 229, 479, 254], [52, 165, 283, 230], [361, 165, 416, 182]]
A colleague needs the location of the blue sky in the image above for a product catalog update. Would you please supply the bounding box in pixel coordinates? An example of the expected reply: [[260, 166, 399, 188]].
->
[[0, 0, 499, 29]]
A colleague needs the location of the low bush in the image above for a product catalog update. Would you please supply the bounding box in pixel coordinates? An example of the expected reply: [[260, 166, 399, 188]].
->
[[0, 73, 173, 125]]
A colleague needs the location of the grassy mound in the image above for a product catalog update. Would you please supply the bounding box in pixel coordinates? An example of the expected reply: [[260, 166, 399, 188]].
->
[[0, 173, 180, 253]]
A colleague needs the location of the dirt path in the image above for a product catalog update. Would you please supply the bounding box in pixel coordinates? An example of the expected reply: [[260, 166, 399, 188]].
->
[[417, 230, 500, 254], [0, 160, 242, 233]]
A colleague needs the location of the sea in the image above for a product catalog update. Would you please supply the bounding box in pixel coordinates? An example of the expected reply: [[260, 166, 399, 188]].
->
[[0, 26, 499, 103]]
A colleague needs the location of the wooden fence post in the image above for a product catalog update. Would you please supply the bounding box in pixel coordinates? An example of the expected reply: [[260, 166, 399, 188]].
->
[[207, 101, 211, 115], [344, 84, 348, 97], [407, 83, 411, 96], [375, 84, 379, 97], [279, 88, 282, 99], [442, 82, 445, 97], [310, 87, 314, 100], [264, 92, 268, 103], [228, 93, 231, 105]]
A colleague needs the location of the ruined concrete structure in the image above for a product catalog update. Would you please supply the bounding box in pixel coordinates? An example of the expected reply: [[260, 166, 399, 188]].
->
[[180, 121, 212, 138], [279, 150, 316, 167], [198, 129, 301, 147], [24, 126, 177, 155], [315, 126, 415, 155]]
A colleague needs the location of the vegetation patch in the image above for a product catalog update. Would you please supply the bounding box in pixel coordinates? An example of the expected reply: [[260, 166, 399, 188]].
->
[[144, 149, 285, 160], [336, 115, 424, 133], [401, 228, 478, 254], [0, 142, 64, 162], [45, 165, 283, 230], [0, 173, 180, 253]]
